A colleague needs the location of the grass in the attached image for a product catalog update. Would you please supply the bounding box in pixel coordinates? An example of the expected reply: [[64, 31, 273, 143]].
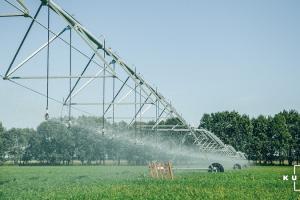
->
[[0, 165, 299, 199]]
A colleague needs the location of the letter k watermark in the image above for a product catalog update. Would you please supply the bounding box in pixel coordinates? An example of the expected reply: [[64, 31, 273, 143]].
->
[[282, 175, 288, 181]]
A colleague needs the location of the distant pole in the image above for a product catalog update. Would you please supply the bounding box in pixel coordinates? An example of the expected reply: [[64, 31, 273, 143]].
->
[[102, 39, 106, 135], [68, 27, 72, 127], [139, 76, 142, 134], [134, 67, 137, 140], [156, 87, 159, 145], [112, 61, 115, 126], [45, 4, 50, 120]]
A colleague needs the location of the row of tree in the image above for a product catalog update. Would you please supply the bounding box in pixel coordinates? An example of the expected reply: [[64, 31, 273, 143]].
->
[[199, 110, 300, 165], [0, 116, 187, 165], [1, 109, 299, 165]]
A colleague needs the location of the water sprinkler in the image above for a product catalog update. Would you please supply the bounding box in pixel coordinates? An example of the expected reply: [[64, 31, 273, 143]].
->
[[44, 110, 49, 120], [134, 138, 144, 146], [67, 120, 72, 128]]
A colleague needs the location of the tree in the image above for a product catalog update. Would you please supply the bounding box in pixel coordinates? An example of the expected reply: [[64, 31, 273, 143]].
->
[[199, 111, 252, 153], [36, 120, 72, 164], [199, 114, 212, 130], [279, 110, 300, 165], [22, 129, 38, 164], [268, 114, 291, 165], [251, 115, 268, 163], [0, 122, 5, 164]]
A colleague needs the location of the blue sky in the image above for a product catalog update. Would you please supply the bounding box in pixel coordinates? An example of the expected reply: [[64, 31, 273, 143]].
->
[[0, 0, 300, 128]]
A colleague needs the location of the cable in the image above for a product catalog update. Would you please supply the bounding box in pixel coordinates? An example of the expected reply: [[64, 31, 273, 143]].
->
[[5, 2, 157, 108], [4, 0, 111, 76], [4, 0, 23, 13], [2, 1, 93, 118], [0, 74, 93, 116], [32, 18, 115, 76], [2, 1, 167, 118], [4, 3, 42, 77]]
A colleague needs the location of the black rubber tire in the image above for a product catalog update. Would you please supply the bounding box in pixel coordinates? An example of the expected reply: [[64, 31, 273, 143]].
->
[[233, 163, 242, 170], [208, 163, 224, 172]]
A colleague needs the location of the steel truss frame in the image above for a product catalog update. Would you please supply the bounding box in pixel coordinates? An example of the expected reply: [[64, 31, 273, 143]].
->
[[1, 0, 246, 159]]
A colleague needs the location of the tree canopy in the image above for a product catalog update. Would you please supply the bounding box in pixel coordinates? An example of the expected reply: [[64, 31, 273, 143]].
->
[[199, 110, 300, 165], [1, 109, 300, 165]]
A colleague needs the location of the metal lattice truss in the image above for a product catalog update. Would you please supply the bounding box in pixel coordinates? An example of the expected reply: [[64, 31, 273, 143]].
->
[[1, 0, 246, 159]]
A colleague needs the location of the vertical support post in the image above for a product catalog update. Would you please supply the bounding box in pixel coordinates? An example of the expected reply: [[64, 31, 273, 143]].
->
[[112, 62, 115, 126], [102, 39, 106, 135], [149, 163, 151, 177], [158, 163, 163, 179], [68, 27, 72, 127], [139, 79, 142, 137], [155, 87, 158, 145], [134, 67, 137, 139], [45, 3, 50, 120], [154, 162, 159, 178], [63, 52, 96, 105], [168, 161, 174, 179]]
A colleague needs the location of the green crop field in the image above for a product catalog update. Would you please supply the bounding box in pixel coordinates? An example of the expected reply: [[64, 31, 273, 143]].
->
[[0, 165, 299, 200]]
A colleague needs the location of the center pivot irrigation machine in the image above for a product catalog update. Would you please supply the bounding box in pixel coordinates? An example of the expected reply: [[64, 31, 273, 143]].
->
[[1, 0, 247, 171]]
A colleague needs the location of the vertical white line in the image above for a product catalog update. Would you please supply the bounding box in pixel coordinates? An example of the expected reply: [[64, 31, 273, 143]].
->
[[294, 165, 300, 191]]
